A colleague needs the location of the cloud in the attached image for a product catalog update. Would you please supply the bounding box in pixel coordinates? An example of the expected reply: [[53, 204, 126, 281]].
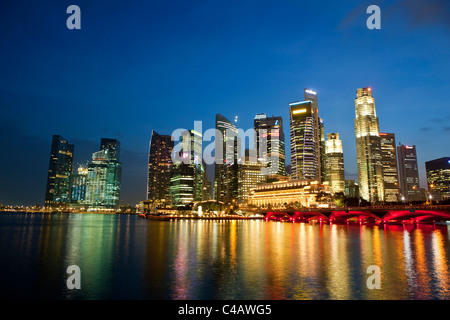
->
[[394, 0, 450, 29], [420, 127, 432, 132]]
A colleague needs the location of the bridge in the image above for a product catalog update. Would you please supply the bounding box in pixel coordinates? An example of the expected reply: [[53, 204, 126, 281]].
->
[[262, 206, 450, 225]]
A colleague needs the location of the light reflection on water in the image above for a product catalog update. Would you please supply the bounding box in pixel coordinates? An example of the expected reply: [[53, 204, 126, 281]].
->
[[0, 212, 449, 300]]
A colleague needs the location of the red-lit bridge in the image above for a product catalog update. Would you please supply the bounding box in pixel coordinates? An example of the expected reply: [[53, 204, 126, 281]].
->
[[262, 206, 450, 225]]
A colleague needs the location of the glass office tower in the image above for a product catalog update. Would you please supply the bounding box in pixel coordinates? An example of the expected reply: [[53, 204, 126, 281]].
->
[[425, 157, 450, 200], [380, 133, 399, 202], [170, 129, 204, 206], [147, 131, 174, 206], [325, 133, 345, 194], [85, 138, 122, 211], [214, 114, 239, 204], [354, 87, 384, 203], [44, 135, 74, 208], [397, 143, 421, 202], [289, 89, 325, 182], [254, 114, 286, 176]]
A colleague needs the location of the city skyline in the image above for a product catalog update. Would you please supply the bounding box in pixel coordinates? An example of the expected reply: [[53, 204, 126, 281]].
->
[[1, 0, 450, 206]]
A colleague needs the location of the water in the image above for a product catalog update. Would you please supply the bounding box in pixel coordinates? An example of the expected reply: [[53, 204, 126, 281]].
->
[[0, 212, 449, 300]]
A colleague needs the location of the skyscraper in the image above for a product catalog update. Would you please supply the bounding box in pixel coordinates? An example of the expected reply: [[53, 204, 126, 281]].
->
[[325, 133, 345, 194], [254, 114, 286, 176], [70, 164, 88, 203], [214, 114, 239, 204], [397, 143, 421, 202], [380, 133, 399, 202], [354, 87, 384, 203], [289, 89, 324, 182], [170, 129, 204, 206], [237, 149, 266, 204], [85, 138, 122, 211], [425, 157, 450, 200], [44, 135, 74, 208], [147, 131, 174, 206]]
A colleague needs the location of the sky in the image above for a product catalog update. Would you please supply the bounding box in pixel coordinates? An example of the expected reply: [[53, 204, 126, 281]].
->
[[0, 0, 449, 206]]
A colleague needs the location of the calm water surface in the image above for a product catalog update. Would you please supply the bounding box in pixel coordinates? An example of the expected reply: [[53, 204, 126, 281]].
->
[[1, 212, 449, 300]]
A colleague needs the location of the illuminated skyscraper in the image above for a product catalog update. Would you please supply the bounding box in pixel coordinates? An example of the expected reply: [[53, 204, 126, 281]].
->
[[85, 138, 122, 211], [354, 87, 384, 203], [380, 133, 399, 202], [70, 164, 88, 203], [254, 114, 285, 176], [397, 143, 421, 202], [289, 89, 325, 182], [237, 149, 266, 204], [325, 133, 345, 194], [147, 131, 174, 206], [170, 129, 204, 206], [425, 157, 450, 200], [44, 135, 74, 208], [214, 114, 239, 204]]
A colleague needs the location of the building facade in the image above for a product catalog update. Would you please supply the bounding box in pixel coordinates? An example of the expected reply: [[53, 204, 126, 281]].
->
[[254, 114, 286, 176], [380, 133, 399, 202], [170, 129, 204, 206], [214, 114, 239, 204], [248, 179, 330, 208], [325, 133, 345, 194], [44, 135, 74, 208], [354, 87, 384, 203], [237, 150, 266, 204], [425, 157, 450, 200], [147, 131, 174, 206], [289, 89, 325, 182], [397, 143, 422, 202], [85, 138, 122, 211]]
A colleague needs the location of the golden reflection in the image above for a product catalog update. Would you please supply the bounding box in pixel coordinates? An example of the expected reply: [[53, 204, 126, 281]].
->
[[431, 230, 450, 299], [327, 224, 350, 299]]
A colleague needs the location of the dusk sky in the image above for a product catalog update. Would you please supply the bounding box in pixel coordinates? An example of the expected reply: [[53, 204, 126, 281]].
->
[[1, 0, 449, 206]]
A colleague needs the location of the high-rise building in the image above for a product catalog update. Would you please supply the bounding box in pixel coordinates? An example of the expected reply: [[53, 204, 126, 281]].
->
[[397, 143, 421, 202], [85, 139, 122, 210], [70, 164, 88, 203], [44, 135, 74, 208], [170, 129, 204, 206], [380, 133, 399, 202], [237, 149, 266, 204], [425, 157, 450, 200], [354, 87, 384, 203], [345, 180, 359, 198], [289, 89, 324, 182], [254, 114, 286, 176], [147, 131, 174, 206], [214, 114, 239, 204], [325, 133, 345, 194]]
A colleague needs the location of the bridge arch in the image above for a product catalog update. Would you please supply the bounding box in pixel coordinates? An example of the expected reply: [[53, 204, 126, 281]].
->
[[382, 210, 450, 224], [265, 212, 292, 221], [292, 211, 328, 223], [329, 211, 381, 224]]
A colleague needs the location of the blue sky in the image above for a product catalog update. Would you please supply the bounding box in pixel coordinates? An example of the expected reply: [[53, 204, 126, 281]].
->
[[0, 0, 449, 205]]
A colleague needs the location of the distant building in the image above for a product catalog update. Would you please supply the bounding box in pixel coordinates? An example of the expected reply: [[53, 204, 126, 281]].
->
[[85, 138, 122, 211], [325, 133, 345, 194], [354, 87, 384, 203], [214, 114, 239, 204], [44, 135, 74, 208], [254, 114, 286, 176], [147, 131, 174, 206], [397, 143, 422, 202], [170, 129, 204, 206], [345, 180, 359, 198], [70, 164, 88, 203], [425, 157, 450, 200], [237, 149, 266, 204], [380, 133, 399, 202]]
